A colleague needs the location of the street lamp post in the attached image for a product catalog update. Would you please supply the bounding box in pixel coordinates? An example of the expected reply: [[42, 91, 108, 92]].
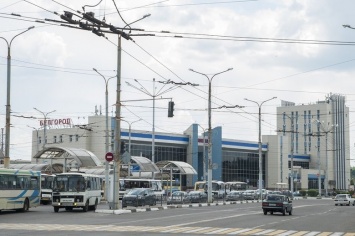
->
[[244, 97, 276, 200], [189, 68, 233, 203], [1, 26, 35, 168], [93, 68, 115, 202], [122, 119, 141, 177]]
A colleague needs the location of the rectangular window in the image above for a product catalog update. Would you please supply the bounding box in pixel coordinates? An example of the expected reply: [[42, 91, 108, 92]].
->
[[39, 137, 42, 144], [60, 135, 63, 143], [69, 135, 73, 142], [75, 134, 79, 142], [54, 136, 57, 143]]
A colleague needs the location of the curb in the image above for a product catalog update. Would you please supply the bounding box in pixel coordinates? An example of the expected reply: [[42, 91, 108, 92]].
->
[[95, 199, 262, 214]]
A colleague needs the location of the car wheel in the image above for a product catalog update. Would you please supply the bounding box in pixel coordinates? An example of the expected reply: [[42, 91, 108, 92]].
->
[[54, 207, 59, 213], [335, 204, 338, 206], [282, 208, 286, 216], [270, 211, 273, 215], [263, 210, 267, 215], [289, 209, 292, 215], [348, 202, 350, 206]]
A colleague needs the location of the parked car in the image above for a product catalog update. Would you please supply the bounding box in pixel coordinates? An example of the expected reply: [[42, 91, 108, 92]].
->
[[167, 191, 190, 205], [226, 191, 244, 201], [244, 190, 257, 200], [334, 194, 355, 206], [122, 188, 157, 207], [188, 191, 208, 203], [262, 194, 293, 216]]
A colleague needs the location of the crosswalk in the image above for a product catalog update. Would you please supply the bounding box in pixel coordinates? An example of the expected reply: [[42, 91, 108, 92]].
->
[[0, 223, 354, 235]]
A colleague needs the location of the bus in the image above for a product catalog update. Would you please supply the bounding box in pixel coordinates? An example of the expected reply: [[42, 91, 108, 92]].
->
[[194, 180, 227, 198], [0, 168, 41, 212], [108, 178, 163, 200], [40, 173, 55, 205], [52, 172, 102, 212], [225, 181, 248, 191]]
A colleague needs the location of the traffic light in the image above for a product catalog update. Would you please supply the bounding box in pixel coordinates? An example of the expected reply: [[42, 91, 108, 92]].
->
[[120, 141, 126, 154], [168, 101, 174, 117]]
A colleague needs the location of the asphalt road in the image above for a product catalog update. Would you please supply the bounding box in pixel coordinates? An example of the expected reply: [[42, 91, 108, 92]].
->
[[0, 198, 354, 236]]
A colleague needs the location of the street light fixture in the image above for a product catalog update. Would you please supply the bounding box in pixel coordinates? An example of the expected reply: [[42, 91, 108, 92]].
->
[[244, 97, 277, 200], [189, 68, 233, 203], [1, 26, 35, 168], [93, 68, 116, 202], [33, 108, 56, 151]]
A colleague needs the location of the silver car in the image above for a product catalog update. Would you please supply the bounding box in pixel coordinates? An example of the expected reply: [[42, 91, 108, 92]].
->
[[334, 194, 355, 206]]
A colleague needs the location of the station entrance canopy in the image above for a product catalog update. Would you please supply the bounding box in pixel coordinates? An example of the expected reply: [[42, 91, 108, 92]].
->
[[33, 147, 102, 168], [0, 163, 64, 174]]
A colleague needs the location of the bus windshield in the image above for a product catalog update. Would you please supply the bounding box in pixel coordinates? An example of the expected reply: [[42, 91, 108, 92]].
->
[[53, 175, 86, 192], [41, 175, 54, 189]]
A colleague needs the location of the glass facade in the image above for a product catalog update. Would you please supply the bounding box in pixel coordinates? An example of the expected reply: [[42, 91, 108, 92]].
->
[[222, 150, 265, 188], [127, 142, 187, 163]]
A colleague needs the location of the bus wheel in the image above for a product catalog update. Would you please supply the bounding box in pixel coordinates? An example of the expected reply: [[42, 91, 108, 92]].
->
[[54, 207, 59, 213], [83, 201, 89, 212]]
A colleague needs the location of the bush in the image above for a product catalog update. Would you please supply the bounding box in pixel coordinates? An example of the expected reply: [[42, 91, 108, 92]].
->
[[308, 189, 318, 197], [299, 190, 307, 197]]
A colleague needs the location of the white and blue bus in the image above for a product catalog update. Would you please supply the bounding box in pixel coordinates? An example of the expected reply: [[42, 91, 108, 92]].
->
[[52, 172, 102, 212], [0, 168, 41, 212]]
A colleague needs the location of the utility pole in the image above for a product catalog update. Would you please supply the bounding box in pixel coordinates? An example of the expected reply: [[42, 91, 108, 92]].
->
[[190, 68, 233, 203], [126, 78, 178, 178], [245, 97, 277, 200]]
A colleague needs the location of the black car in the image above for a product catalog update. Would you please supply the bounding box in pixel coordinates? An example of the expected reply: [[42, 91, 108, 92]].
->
[[122, 188, 157, 207], [187, 191, 208, 203], [262, 194, 293, 216], [167, 191, 190, 205]]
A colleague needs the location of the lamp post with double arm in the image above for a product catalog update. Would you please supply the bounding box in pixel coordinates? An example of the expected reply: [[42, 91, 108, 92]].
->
[[189, 68, 233, 203]]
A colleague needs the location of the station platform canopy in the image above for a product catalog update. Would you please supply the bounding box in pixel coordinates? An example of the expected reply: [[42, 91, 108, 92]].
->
[[155, 160, 197, 175], [33, 146, 102, 168], [0, 163, 64, 174]]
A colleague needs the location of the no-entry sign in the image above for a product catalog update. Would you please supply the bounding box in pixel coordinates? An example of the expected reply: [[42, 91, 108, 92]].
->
[[105, 152, 114, 162]]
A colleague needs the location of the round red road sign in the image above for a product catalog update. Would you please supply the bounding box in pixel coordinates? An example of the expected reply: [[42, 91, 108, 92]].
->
[[105, 152, 114, 162]]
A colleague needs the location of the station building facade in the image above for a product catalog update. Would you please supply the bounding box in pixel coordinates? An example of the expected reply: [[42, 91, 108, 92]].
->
[[30, 94, 350, 191]]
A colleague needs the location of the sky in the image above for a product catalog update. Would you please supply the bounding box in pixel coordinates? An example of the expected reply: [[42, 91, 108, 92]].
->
[[1, 0, 355, 166]]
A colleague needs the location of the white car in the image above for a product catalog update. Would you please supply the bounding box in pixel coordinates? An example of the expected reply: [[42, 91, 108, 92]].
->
[[334, 194, 355, 206]]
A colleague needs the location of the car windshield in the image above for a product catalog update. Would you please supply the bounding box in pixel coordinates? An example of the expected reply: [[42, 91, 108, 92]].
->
[[127, 189, 145, 196], [336, 195, 346, 199]]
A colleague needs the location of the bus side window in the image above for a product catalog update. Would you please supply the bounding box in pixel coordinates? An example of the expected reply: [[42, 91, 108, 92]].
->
[[87, 179, 91, 190]]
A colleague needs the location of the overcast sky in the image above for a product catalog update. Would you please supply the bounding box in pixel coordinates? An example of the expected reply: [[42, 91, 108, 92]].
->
[[1, 0, 355, 166]]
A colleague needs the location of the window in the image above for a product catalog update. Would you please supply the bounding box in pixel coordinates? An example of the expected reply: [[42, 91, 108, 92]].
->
[[39, 136, 42, 144], [69, 135, 73, 142], [75, 134, 79, 142], [54, 136, 57, 143], [60, 135, 63, 143]]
